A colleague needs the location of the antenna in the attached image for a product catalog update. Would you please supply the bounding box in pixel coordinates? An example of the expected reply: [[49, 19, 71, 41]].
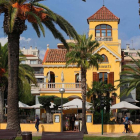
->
[[132, 40, 133, 48], [103, 0, 104, 6]]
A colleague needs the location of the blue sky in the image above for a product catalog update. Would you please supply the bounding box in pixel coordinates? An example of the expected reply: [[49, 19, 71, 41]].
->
[[0, 0, 139, 58]]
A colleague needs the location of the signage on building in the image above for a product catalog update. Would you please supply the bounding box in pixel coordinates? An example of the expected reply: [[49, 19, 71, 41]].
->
[[99, 65, 111, 69]]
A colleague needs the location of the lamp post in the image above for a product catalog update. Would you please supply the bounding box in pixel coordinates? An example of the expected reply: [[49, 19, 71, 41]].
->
[[59, 88, 65, 132]]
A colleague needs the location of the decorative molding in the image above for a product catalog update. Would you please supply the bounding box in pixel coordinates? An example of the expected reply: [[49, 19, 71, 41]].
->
[[93, 45, 121, 62], [43, 65, 78, 68]]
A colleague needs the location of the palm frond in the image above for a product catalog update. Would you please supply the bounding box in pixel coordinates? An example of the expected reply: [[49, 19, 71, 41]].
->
[[26, 11, 45, 37], [42, 20, 69, 49], [31, 22, 41, 37], [8, 7, 18, 32]]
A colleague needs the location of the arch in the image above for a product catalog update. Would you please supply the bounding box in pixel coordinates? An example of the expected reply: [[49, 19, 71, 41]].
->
[[101, 54, 108, 62], [47, 71, 55, 88], [95, 24, 112, 37]]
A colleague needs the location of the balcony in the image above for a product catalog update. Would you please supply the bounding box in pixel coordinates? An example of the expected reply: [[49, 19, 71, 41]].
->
[[95, 37, 112, 41]]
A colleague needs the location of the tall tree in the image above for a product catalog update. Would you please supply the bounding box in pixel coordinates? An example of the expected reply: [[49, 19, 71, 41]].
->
[[0, 0, 79, 133], [0, 43, 37, 122], [0, 43, 8, 123], [117, 52, 140, 96], [66, 34, 102, 134]]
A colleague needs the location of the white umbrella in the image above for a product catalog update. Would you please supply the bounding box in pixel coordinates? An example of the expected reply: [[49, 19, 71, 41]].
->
[[110, 101, 140, 110], [59, 98, 92, 109], [79, 71, 81, 81], [47, 71, 50, 82], [31, 102, 55, 109], [124, 98, 139, 103], [61, 71, 64, 82], [6, 101, 31, 109]]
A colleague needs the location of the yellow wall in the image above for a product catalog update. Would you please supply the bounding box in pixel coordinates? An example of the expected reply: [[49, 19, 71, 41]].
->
[[0, 114, 61, 132]]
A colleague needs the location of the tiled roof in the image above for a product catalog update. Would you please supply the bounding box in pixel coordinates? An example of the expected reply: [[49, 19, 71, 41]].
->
[[45, 49, 67, 62], [87, 6, 120, 23], [25, 55, 36, 57]]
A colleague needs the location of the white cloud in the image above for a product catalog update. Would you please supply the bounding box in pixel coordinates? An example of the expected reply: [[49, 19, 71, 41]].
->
[[40, 49, 46, 60], [122, 36, 140, 49], [20, 37, 31, 42], [0, 37, 8, 46]]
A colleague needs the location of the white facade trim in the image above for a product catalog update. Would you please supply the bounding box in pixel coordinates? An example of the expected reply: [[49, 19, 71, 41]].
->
[[43, 65, 78, 68], [93, 45, 121, 62]]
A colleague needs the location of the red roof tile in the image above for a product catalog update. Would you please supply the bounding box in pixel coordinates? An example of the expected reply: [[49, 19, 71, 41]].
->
[[45, 49, 67, 62], [43, 49, 49, 63], [25, 55, 36, 57], [87, 6, 120, 23]]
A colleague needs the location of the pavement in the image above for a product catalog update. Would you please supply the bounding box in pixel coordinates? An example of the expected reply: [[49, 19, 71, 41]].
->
[[32, 132, 138, 137]]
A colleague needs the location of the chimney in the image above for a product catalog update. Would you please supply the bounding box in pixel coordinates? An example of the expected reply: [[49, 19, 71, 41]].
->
[[47, 44, 49, 50], [126, 44, 130, 50]]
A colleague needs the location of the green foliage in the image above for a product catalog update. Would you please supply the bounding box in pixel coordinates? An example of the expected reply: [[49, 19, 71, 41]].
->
[[38, 96, 55, 108], [117, 52, 140, 96], [93, 111, 111, 124], [0, 0, 79, 49], [66, 34, 103, 69], [54, 97, 68, 106]]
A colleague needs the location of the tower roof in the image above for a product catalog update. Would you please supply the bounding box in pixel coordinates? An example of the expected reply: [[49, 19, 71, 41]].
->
[[87, 6, 120, 23]]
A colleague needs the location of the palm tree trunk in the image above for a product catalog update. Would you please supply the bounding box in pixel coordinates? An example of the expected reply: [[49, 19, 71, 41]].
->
[[6, 33, 21, 134], [3, 12, 26, 134], [81, 67, 88, 134], [0, 89, 4, 122]]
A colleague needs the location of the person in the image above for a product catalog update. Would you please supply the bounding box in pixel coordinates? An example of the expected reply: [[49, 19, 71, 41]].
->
[[71, 114, 76, 131], [122, 117, 126, 133], [35, 115, 39, 132], [65, 117, 70, 131], [124, 114, 128, 133], [128, 119, 133, 133]]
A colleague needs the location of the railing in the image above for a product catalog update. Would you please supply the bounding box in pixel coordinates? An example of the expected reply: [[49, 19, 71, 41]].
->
[[95, 37, 112, 41], [34, 71, 44, 74], [38, 83, 81, 89]]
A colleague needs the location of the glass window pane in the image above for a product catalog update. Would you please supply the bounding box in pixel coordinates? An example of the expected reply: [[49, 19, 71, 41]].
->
[[102, 55, 105, 61], [96, 25, 100, 29], [96, 30, 100, 37], [99, 73, 103, 82], [104, 73, 108, 84], [107, 30, 111, 36], [107, 25, 112, 29], [101, 30, 106, 36], [101, 25, 106, 29]]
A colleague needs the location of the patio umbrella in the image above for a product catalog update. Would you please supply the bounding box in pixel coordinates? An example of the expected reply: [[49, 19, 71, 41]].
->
[[110, 101, 140, 110], [58, 98, 92, 109], [47, 71, 50, 82], [31, 102, 55, 109], [6, 101, 31, 109], [124, 98, 139, 103], [79, 71, 81, 81], [61, 71, 64, 82]]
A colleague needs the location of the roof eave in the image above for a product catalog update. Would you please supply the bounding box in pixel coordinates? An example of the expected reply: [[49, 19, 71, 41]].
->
[[87, 19, 120, 24]]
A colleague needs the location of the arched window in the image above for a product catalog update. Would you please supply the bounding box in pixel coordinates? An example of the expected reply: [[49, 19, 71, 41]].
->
[[95, 24, 112, 40], [102, 54, 108, 62]]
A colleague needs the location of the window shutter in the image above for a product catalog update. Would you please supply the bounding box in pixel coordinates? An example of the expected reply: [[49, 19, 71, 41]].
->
[[93, 72, 99, 82], [111, 96, 116, 113], [109, 72, 114, 86]]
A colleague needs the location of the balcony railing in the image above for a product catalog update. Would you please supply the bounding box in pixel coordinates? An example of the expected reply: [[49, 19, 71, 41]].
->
[[34, 71, 44, 74], [95, 37, 112, 41], [32, 83, 82, 89]]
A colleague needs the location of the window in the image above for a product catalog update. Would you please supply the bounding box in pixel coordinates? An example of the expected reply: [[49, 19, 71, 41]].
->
[[21, 60, 25, 64], [95, 24, 112, 37], [30, 60, 37, 64], [33, 52, 36, 55], [102, 54, 108, 62], [99, 73, 108, 84]]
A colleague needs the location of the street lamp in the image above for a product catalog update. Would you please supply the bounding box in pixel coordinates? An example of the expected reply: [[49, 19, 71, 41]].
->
[[59, 88, 65, 132]]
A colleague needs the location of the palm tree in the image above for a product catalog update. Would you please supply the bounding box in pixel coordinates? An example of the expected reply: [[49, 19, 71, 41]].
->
[[87, 81, 116, 113], [0, 43, 36, 124], [0, 0, 79, 133], [117, 52, 140, 96], [66, 34, 102, 134], [0, 43, 8, 123]]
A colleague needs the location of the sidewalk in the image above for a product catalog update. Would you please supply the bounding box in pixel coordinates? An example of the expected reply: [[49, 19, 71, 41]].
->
[[32, 132, 138, 137]]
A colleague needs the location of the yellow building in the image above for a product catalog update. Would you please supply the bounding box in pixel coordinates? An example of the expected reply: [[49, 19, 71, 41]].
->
[[41, 6, 121, 107]]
